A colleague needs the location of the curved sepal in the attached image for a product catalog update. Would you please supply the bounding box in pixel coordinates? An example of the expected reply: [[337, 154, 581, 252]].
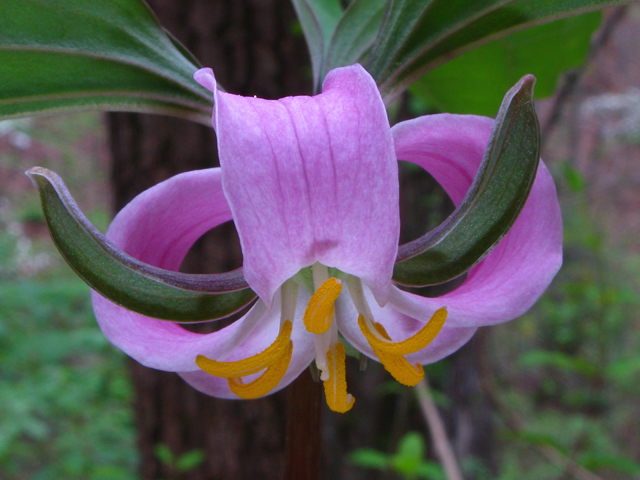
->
[[26, 167, 255, 322], [393, 74, 540, 286]]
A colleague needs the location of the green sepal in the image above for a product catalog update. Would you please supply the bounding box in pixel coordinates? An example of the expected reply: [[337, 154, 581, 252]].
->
[[27, 167, 255, 322], [393, 74, 540, 286]]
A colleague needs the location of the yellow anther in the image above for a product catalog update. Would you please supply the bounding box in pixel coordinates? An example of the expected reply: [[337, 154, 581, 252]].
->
[[229, 340, 293, 399], [196, 321, 293, 378], [358, 307, 447, 355], [360, 318, 429, 387], [303, 277, 342, 334], [323, 342, 355, 413]]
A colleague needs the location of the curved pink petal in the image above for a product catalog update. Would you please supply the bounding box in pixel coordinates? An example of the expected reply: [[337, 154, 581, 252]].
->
[[195, 65, 399, 306], [91, 168, 315, 375], [336, 288, 477, 366], [390, 114, 563, 327]]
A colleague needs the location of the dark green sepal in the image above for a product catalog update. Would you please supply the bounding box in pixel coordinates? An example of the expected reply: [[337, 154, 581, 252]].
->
[[393, 74, 540, 287], [27, 167, 255, 322]]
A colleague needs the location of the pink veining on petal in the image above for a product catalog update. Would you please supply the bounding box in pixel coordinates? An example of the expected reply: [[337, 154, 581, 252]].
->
[[389, 114, 563, 328], [196, 64, 399, 305], [91, 167, 315, 383]]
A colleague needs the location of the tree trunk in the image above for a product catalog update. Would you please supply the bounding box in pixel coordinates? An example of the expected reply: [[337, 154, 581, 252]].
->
[[107, 1, 310, 479]]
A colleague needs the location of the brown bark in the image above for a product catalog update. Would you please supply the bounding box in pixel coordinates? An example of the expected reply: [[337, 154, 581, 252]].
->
[[107, 1, 310, 479]]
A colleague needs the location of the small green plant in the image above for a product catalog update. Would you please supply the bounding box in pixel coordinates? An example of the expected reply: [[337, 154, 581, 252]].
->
[[349, 432, 445, 480], [154, 444, 206, 476]]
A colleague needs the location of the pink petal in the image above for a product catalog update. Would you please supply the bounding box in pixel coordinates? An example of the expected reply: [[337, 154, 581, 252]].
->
[[390, 114, 563, 327], [195, 65, 399, 305], [91, 168, 315, 375]]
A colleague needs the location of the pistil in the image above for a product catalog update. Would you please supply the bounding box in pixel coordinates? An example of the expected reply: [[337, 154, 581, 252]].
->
[[304, 263, 355, 412]]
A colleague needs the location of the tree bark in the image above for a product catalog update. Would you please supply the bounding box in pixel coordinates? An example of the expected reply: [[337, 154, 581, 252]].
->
[[107, 1, 310, 479]]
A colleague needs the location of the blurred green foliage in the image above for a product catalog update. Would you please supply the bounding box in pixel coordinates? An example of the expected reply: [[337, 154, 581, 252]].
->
[[486, 161, 640, 479], [0, 273, 138, 479], [0, 114, 137, 479], [350, 432, 445, 480]]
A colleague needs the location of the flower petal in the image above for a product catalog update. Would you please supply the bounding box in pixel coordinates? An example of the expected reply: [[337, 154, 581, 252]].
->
[[391, 114, 563, 327], [196, 65, 399, 305], [91, 168, 315, 374]]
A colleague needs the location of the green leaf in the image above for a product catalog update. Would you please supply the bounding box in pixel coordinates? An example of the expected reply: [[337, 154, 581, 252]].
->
[[560, 161, 587, 193], [349, 448, 390, 470], [0, 0, 211, 123], [367, 0, 633, 101], [392, 432, 426, 477], [290, 0, 343, 91], [393, 74, 539, 286], [323, 0, 387, 77], [175, 450, 206, 472], [409, 12, 601, 116], [154, 444, 174, 466], [580, 453, 640, 476], [27, 167, 256, 322]]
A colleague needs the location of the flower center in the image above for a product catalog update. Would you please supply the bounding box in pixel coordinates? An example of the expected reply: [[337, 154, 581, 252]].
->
[[303, 263, 355, 413], [194, 265, 447, 411]]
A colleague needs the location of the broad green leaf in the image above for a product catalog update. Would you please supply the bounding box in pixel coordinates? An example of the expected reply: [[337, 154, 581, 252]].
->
[[367, 0, 634, 101], [0, 0, 211, 123], [290, 0, 343, 91], [410, 12, 601, 116], [27, 167, 255, 322], [323, 0, 387, 77], [393, 74, 539, 286]]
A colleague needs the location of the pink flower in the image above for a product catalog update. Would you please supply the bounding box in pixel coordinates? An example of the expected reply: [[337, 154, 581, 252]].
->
[[92, 65, 562, 412]]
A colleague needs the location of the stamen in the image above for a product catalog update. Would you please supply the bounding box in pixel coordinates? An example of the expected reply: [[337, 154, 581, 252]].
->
[[229, 340, 293, 399], [323, 342, 355, 413], [280, 280, 299, 328], [196, 321, 293, 378], [358, 308, 447, 355], [303, 277, 342, 334], [368, 322, 424, 387]]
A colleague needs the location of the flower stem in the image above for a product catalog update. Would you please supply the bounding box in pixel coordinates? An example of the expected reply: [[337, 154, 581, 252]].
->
[[285, 369, 322, 480], [415, 376, 464, 480]]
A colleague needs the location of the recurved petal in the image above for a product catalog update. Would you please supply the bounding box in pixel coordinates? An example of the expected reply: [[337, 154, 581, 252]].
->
[[196, 65, 399, 305], [92, 168, 313, 374], [391, 114, 563, 327]]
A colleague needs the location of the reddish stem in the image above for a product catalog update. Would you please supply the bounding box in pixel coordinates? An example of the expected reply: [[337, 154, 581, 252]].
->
[[284, 370, 322, 480]]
